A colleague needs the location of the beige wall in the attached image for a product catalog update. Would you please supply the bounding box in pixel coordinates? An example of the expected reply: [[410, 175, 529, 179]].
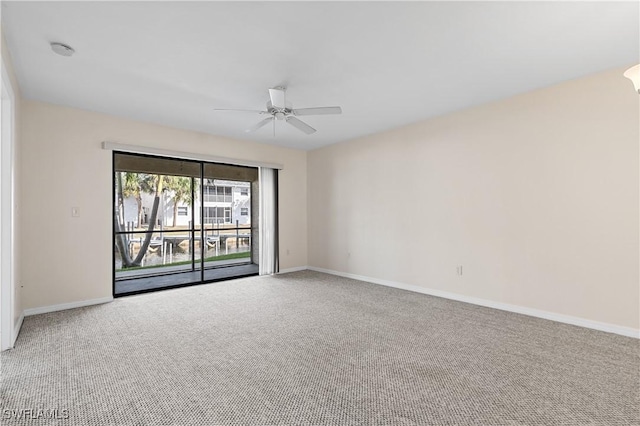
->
[[308, 66, 639, 330], [19, 101, 307, 310], [1, 29, 23, 330]]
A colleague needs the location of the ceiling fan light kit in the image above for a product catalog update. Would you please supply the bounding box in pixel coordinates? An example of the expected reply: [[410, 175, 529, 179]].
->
[[216, 86, 342, 135]]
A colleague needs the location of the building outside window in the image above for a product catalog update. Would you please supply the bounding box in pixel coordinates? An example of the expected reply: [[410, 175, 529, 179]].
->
[[204, 206, 231, 224], [204, 185, 232, 203]]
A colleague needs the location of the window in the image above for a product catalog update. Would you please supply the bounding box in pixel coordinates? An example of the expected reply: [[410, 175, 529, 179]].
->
[[204, 206, 232, 224], [204, 185, 233, 203], [241, 208, 249, 216], [177, 206, 188, 216], [240, 188, 248, 196], [222, 186, 232, 202]]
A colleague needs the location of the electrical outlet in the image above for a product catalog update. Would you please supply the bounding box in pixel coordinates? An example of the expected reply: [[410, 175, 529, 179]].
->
[[286, 249, 290, 256], [456, 265, 463, 276]]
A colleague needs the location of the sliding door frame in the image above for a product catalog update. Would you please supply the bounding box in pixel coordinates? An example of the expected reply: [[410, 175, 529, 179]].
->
[[112, 151, 258, 298]]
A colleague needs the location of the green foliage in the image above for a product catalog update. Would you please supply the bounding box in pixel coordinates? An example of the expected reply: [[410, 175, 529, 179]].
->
[[164, 176, 194, 206], [120, 172, 154, 198], [119, 173, 198, 204]]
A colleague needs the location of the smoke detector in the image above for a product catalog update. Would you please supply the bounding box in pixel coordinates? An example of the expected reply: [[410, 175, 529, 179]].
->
[[50, 42, 75, 57]]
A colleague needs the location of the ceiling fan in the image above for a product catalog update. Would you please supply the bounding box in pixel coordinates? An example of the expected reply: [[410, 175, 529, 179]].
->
[[214, 87, 342, 135]]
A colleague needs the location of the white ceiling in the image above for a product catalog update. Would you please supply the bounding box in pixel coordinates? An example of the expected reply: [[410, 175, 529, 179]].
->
[[2, 1, 638, 150]]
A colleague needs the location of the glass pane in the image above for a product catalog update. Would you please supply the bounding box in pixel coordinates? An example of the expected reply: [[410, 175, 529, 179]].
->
[[115, 172, 195, 230], [114, 164, 200, 292], [200, 166, 253, 267], [115, 232, 173, 278], [163, 231, 198, 272]]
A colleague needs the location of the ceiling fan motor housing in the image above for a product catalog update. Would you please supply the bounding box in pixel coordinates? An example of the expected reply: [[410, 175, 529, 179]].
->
[[266, 101, 293, 119]]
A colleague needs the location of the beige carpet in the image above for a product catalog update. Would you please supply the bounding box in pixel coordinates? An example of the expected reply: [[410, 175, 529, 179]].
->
[[1, 270, 638, 425]]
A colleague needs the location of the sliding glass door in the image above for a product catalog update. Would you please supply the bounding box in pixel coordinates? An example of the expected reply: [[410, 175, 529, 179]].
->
[[113, 153, 259, 296]]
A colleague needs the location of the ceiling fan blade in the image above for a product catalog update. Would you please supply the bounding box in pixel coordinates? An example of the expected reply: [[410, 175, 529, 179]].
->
[[268, 87, 286, 109], [246, 117, 274, 133], [286, 116, 316, 134], [292, 106, 342, 116], [213, 108, 266, 113]]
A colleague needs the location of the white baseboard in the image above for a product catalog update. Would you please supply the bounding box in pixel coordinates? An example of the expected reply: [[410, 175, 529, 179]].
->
[[24, 296, 114, 317], [308, 266, 640, 339], [12, 311, 24, 347], [278, 266, 309, 274]]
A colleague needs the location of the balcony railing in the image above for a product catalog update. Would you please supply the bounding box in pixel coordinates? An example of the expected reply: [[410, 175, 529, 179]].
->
[[203, 194, 232, 203]]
